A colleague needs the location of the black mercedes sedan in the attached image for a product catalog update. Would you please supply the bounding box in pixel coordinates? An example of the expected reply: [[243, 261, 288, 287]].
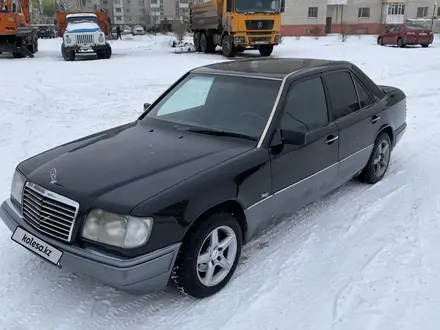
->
[[0, 58, 407, 298]]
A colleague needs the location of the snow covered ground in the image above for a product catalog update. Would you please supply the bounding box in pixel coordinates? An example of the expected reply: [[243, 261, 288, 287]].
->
[[0, 34, 439, 330]]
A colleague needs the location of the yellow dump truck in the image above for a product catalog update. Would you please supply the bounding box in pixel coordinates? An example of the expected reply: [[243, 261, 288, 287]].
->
[[189, 0, 284, 57]]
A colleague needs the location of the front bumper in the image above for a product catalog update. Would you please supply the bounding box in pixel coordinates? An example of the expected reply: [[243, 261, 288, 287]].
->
[[64, 43, 107, 53], [0, 199, 180, 295], [233, 33, 280, 47]]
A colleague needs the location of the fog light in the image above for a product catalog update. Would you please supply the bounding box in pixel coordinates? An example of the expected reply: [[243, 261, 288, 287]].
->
[[274, 35, 281, 42], [234, 36, 245, 43]]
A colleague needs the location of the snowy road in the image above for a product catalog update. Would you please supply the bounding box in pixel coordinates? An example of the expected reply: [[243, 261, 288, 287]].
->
[[0, 34, 439, 330]]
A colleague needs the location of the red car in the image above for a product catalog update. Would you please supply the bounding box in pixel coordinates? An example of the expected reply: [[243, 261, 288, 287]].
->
[[378, 24, 434, 48]]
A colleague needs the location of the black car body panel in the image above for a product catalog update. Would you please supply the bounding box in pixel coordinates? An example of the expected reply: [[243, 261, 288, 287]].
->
[[1, 58, 407, 294]]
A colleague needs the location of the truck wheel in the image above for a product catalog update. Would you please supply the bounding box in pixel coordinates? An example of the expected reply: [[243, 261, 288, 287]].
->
[[104, 44, 112, 59], [201, 34, 215, 53], [259, 44, 273, 56], [359, 132, 392, 184], [221, 35, 235, 57], [12, 52, 25, 58], [61, 44, 75, 61], [193, 32, 202, 52], [172, 212, 242, 298]]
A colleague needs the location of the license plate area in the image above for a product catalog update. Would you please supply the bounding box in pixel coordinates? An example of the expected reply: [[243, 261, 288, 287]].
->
[[11, 227, 63, 266]]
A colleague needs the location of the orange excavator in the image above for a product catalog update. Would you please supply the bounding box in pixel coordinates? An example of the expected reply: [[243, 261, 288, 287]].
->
[[0, 0, 38, 58]]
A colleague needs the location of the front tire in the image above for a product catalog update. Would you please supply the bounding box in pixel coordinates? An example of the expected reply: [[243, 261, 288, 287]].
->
[[172, 212, 242, 298], [359, 132, 392, 184], [61, 44, 75, 61], [377, 36, 384, 45], [259, 44, 273, 56]]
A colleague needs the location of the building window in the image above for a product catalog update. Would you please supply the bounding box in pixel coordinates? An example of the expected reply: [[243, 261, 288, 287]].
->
[[128, 17, 132, 21], [115, 16, 122, 20], [437, 6, 440, 16], [151, 0, 158, 3], [139, 0, 144, 4], [416, 7, 428, 18], [116, 7, 121, 12], [358, 7, 370, 18], [103, 0, 108, 4], [387, 4, 404, 15], [114, 0, 121, 4], [126, 8, 130, 12], [308, 7, 318, 18]]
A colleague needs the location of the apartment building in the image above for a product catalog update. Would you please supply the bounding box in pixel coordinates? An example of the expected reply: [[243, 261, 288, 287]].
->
[[281, 0, 440, 36], [99, 0, 188, 25]]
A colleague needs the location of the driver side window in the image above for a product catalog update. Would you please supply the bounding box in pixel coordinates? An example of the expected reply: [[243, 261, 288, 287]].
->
[[281, 76, 329, 133], [156, 76, 214, 116]]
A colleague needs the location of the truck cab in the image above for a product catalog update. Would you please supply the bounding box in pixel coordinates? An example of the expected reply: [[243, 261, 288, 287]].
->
[[56, 12, 112, 61]]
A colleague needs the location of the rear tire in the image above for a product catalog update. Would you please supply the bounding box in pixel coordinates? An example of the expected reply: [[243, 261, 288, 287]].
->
[[193, 32, 202, 52], [421, 44, 429, 48], [172, 212, 242, 298], [359, 132, 392, 184], [397, 37, 405, 48]]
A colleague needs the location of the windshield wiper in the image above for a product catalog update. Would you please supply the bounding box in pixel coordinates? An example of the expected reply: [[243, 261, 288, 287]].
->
[[186, 128, 258, 141]]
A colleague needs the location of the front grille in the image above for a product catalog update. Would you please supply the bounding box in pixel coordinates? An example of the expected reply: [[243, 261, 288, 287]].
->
[[247, 32, 272, 35], [76, 34, 94, 44], [22, 182, 79, 242], [249, 37, 272, 43], [245, 20, 274, 30]]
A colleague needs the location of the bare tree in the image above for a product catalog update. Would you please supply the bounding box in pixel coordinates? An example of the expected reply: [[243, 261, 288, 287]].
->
[[307, 25, 323, 39], [172, 19, 185, 42]]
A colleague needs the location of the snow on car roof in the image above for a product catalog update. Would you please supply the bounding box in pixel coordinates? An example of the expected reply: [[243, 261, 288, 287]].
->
[[66, 13, 98, 18]]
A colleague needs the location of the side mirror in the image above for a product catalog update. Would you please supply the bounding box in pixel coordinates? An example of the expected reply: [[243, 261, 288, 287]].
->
[[143, 102, 151, 111], [281, 129, 307, 145]]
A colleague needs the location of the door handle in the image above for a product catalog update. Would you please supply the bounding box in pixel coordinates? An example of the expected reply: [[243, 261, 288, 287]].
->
[[325, 135, 338, 144], [371, 115, 381, 124]]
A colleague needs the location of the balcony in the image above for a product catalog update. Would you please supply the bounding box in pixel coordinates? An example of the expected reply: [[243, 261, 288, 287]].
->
[[327, 0, 347, 5]]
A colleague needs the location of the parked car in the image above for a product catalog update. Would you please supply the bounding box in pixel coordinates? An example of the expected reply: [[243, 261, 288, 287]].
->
[[0, 58, 407, 298], [378, 24, 433, 47], [37, 27, 56, 39], [132, 25, 146, 35]]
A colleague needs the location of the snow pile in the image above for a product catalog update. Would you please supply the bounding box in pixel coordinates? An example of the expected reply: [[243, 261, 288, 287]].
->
[[169, 39, 196, 53]]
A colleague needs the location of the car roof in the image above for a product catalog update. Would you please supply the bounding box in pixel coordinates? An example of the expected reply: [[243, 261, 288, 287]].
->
[[190, 58, 353, 80], [66, 13, 98, 18]]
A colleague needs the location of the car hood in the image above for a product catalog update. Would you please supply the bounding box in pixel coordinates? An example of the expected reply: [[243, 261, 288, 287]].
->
[[20, 119, 254, 214], [66, 22, 101, 33]]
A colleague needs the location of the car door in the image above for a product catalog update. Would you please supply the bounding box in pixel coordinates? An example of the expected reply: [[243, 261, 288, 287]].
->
[[270, 75, 339, 221], [383, 26, 396, 44], [392, 25, 403, 44], [322, 70, 380, 183]]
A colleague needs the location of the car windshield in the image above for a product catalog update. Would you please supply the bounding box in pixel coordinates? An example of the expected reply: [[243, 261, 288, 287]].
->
[[66, 16, 99, 25], [144, 74, 281, 139], [235, 0, 282, 13]]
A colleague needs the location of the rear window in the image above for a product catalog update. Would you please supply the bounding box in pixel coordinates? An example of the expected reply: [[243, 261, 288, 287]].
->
[[406, 25, 426, 30]]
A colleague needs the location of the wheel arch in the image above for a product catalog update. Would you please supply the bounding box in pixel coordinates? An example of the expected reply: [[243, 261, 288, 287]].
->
[[182, 199, 248, 245], [378, 125, 394, 146]]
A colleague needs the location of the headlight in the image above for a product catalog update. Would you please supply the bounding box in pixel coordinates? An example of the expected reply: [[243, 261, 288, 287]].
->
[[66, 37, 72, 44], [98, 36, 104, 42], [11, 170, 26, 204], [81, 209, 153, 248], [275, 35, 281, 42]]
